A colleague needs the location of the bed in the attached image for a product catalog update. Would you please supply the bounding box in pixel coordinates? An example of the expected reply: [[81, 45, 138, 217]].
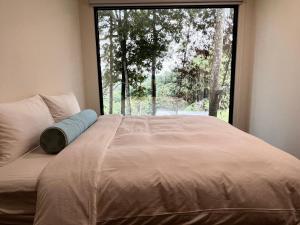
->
[[1, 115, 300, 225]]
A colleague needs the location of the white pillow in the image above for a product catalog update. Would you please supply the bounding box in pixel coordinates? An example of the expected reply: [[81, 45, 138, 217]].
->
[[0, 95, 54, 166], [40, 93, 81, 122]]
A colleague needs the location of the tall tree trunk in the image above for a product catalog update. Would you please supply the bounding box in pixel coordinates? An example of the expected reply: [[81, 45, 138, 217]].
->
[[151, 54, 157, 115], [120, 38, 130, 115], [182, 25, 190, 69], [117, 11, 126, 115], [123, 10, 131, 115], [177, 22, 191, 99], [109, 13, 114, 114], [117, 10, 130, 115], [209, 9, 225, 117], [120, 39, 126, 115], [222, 52, 231, 87], [151, 10, 157, 116]]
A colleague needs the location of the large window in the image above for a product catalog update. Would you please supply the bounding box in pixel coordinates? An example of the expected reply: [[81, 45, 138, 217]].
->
[[95, 6, 238, 123]]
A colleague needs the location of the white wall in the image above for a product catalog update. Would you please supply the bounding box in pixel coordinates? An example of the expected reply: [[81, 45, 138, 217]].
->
[[0, 0, 86, 107], [79, 0, 100, 114], [234, 0, 255, 130], [249, 0, 300, 158]]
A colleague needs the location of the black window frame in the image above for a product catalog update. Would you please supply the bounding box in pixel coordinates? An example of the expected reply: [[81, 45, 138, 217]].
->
[[94, 5, 239, 124]]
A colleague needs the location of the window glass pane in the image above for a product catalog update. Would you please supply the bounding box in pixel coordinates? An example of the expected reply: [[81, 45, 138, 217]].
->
[[97, 7, 235, 122]]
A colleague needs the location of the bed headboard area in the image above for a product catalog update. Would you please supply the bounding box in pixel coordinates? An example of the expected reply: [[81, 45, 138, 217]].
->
[[0, 0, 85, 107]]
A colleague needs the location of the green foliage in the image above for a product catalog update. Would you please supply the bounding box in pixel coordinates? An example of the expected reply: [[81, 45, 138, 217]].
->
[[98, 8, 234, 122]]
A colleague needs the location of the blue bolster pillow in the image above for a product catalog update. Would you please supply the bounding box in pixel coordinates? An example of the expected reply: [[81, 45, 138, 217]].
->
[[40, 109, 97, 154]]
